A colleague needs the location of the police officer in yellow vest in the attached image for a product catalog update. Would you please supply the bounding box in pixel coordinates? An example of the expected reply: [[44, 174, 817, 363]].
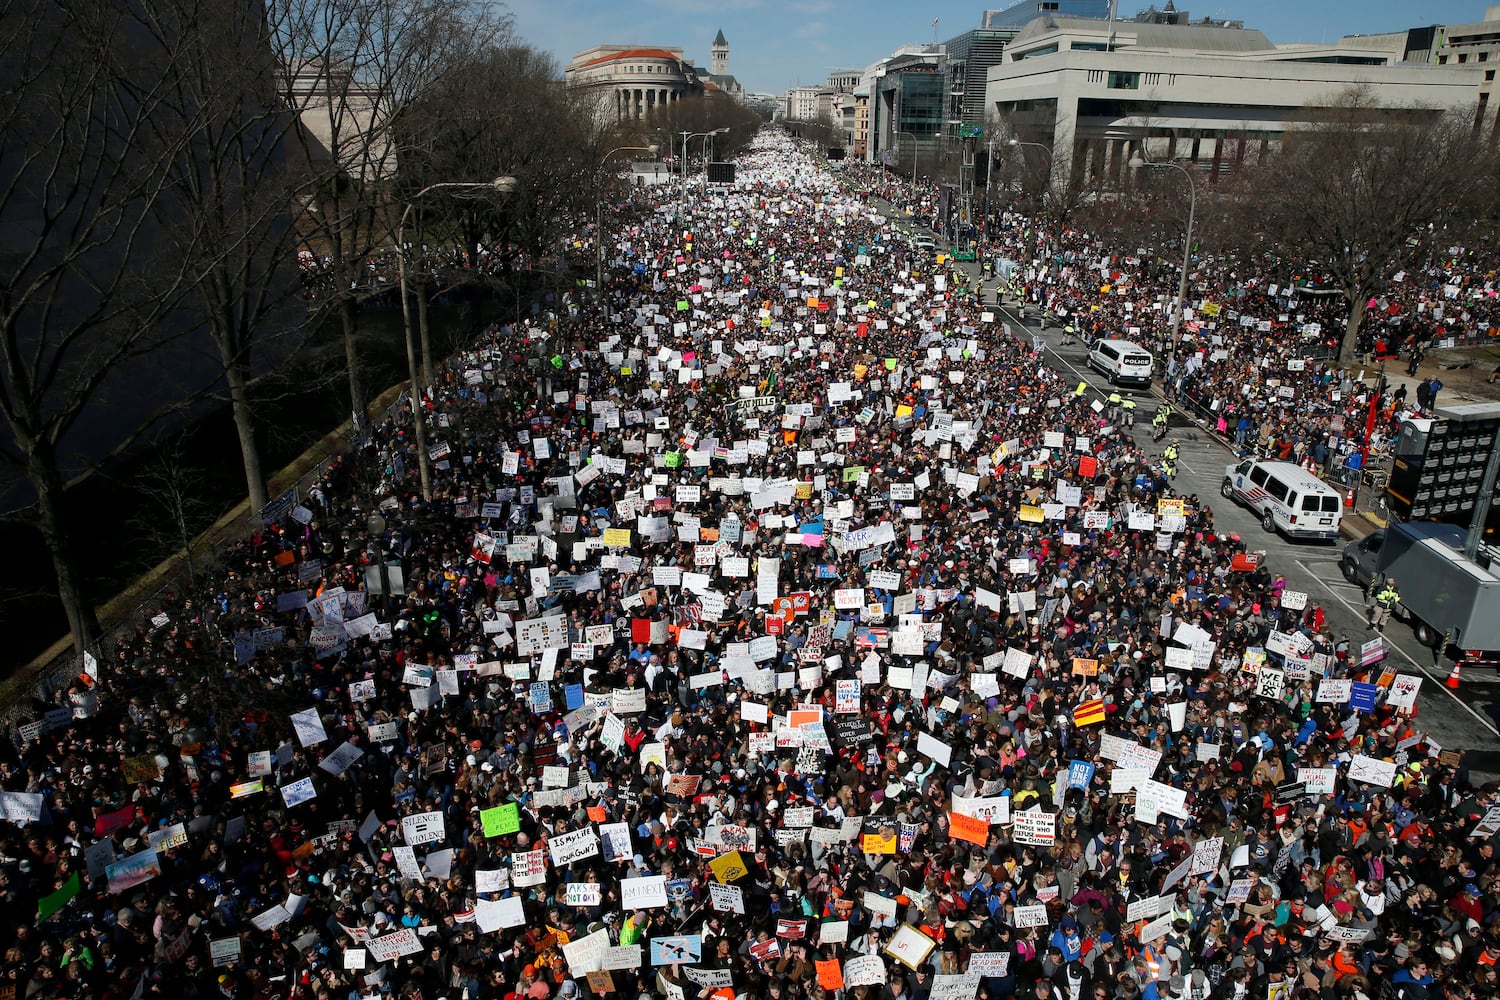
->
[[1368, 576, 1400, 632], [1121, 396, 1137, 427], [1106, 390, 1123, 422], [1162, 441, 1179, 479], [1152, 404, 1172, 442]]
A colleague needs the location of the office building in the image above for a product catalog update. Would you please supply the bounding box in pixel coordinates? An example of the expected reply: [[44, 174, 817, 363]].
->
[[984, 5, 1484, 189]]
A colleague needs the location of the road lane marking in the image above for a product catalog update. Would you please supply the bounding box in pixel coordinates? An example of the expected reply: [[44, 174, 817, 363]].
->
[[1295, 558, 1500, 737]]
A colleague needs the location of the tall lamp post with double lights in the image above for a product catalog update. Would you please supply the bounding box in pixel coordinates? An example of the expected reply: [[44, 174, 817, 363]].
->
[[397, 176, 517, 501], [597, 144, 658, 295], [983, 137, 995, 238], [679, 128, 727, 213], [1008, 139, 1053, 284], [1129, 151, 1196, 342]]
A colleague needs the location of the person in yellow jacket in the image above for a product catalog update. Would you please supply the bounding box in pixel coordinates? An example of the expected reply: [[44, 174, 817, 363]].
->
[[1368, 576, 1400, 632]]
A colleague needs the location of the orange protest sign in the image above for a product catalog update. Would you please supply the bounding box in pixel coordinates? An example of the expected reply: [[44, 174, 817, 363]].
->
[[1072, 657, 1099, 677], [949, 811, 989, 846], [817, 959, 844, 991], [586, 805, 607, 823]]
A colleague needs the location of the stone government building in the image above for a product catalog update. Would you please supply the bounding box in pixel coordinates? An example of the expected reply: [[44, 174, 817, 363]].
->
[[565, 30, 745, 124]]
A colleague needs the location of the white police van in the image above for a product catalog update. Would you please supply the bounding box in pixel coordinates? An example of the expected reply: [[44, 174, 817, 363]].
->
[[1221, 458, 1342, 540], [1087, 339, 1153, 388]]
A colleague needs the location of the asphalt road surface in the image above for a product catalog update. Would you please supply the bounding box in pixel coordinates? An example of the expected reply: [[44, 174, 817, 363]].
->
[[873, 198, 1500, 775], [1000, 286, 1500, 775]]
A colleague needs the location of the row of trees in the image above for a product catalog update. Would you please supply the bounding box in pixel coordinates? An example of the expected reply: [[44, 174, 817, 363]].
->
[[1, 0, 725, 658], [980, 90, 1497, 364]]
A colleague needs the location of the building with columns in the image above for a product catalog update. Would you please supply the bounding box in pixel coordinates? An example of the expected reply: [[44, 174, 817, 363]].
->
[[565, 45, 706, 123], [984, 6, 1484, 192]]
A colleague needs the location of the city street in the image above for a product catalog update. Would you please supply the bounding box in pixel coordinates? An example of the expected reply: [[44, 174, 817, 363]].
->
[[874, 195, 1500, 772], [1006, 289, 1500, 772]]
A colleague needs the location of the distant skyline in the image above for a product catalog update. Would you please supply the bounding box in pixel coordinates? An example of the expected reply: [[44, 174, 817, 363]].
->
[[506, 0, 1494, 95]]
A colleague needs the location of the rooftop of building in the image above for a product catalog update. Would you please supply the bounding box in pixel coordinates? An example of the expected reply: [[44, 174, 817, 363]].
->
[[570, 46, 687, 70], [983, 0, 1111, 30], [1009, 13, 1273, 53]]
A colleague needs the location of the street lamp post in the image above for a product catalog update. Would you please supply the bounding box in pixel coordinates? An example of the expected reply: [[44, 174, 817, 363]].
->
[[597, 144, 658, 296], [1129, 152, 1196, 342], [679, 129, 728, 213], [983, 137, 994, 239], [398, 176, 516, 502], [1008, 139, 1054, 293]]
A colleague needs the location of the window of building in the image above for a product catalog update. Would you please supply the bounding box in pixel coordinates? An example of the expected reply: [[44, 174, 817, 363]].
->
[[1459, 53, 1469, 63], [1107, 71, 1140, 90], [1480, 51, 1489, 61], [1487, 69, 1496, 81], [1439, 54, 1449, 64]]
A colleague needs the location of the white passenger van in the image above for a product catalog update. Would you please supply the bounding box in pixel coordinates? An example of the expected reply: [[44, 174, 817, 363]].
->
[[1221, 458, 1343, 540], [1087, 339, 1153, 388]]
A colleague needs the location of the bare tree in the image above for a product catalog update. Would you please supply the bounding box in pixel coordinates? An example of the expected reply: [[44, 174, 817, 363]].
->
[[1227, 88, 1484, 364], [124, 437, 220, 587], [646, 94, 764, 163], [0, 0, 218, 653], [268, 0, 509, 423], [397, 41, 609, 380], [132, 1, 307, 522]]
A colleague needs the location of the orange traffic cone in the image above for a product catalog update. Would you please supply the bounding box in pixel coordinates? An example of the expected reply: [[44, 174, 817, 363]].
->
[[1445, 661, 1462, 688]]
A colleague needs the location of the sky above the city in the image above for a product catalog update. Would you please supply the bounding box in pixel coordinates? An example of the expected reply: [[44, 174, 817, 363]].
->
[[505, 0, 1492, 95]]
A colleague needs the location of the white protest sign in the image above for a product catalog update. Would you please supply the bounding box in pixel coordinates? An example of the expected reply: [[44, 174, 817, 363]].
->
[[620, 875, 669, 908], [400, 811, 445, 847]]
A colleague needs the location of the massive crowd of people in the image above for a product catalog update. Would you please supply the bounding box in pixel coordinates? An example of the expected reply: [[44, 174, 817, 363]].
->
[[2, 131, 1496, 1000], [857, 164, 1499, 482]]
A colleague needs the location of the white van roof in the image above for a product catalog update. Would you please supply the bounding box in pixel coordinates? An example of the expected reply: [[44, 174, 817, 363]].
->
[[1098, 338, 1150, 354], [1257, 460, 1338, 495]]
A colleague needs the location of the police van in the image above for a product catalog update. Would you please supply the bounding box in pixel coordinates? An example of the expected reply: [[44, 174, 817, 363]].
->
[[1087, 339, 1154, 388], [1221, 459, 1343, 540]]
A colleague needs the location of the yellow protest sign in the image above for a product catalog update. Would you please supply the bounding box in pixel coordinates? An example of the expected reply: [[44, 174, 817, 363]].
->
[[1157, 499, 1185, 517], [835, 266, 844, 278], [1019, 505, 1045, 523], [860, 832, 897, 855], [709, 850, 749, 883], [602, 529, 632, 547], [854, 364, 868, 379], [895, 404, 913, 419], [1075, 382, 1087, 396]]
